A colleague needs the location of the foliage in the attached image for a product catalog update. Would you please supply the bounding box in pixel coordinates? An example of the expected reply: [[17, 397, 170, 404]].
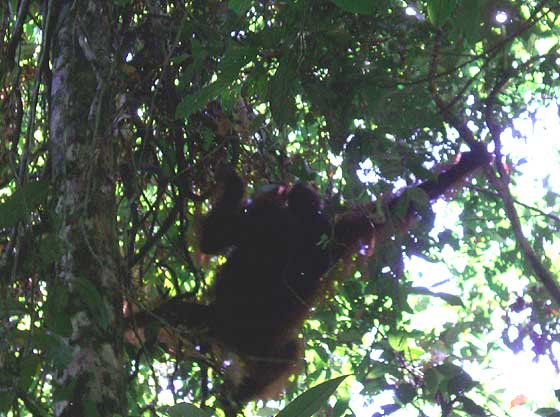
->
[[0, 0, 559, 416]]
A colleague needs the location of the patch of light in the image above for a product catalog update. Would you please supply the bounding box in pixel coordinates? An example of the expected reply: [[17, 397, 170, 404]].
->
[[354, 119, 366, 128], [357, 159, 380, 183], [552, 341, 560, 360], [535, 37, 558, 54], [465, 350, 560, 417], [430, 199, 461, 236], [328, 151, 343, 167], [495, 11, 508, 24], [501, 105, 560, 199], [393, 178, 407, 189], [159, 389, 174, 405], [350, 385, 397, 417], [500, 269, 530, 294], [405, 6, 416, 16], [467, 120, 479, 132], [407, 255, 457, 292]]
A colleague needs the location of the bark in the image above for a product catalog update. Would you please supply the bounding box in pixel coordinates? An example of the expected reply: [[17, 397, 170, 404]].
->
[[49, 2, 125, 416]]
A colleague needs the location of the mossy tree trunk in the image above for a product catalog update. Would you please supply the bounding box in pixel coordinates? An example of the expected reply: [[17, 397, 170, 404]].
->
[[49, 2, 125, 416]]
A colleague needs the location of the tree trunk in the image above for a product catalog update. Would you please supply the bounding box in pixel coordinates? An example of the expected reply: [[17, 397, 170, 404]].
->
[[49, 2, 125, 416]]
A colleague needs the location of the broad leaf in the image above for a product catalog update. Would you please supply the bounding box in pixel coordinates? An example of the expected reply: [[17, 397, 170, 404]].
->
[[276, 375, 348, 417], [427, 0, 458, 27], [536, 408, 560, 417], [167, 403, 212, 417], [269, 57, 297, 127], [0, 180, 48, 228], [329, 0, 375, 15], [229, 0, 252, 15], [396, 383, 416, 404], [410, 287, 464, 307]]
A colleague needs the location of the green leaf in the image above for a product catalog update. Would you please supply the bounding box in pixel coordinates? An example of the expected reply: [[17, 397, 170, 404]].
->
[[427, 0, 458, 27], [38, 237, 64, 267], [175, 46, 255, 119], [447, 372, 475, 395], [536, 408, 560, 417], [32, 330, 73, 368], [407, 187, 429, 211], [332, 399, 350, 417], [84, 399, 101, 417], [170, 54, 189, 65], [454, 0, 483, 43], [0, 391, 15, 413], [269, 58, 297, 127], [395, 383, 416, 404], [435, 363, 462, 377], [54, 377, 77, 403], [44, 284, 72, 336], [175, 82, 225, 119], [328, 0, 375, 15], [393, 192, 410, 220], [387, 333, 409, 351], [229, 0, 252, 15], [424, 368, 443, 394], [0, 180, 48, 228], [276, 375, 349, 417], [0, 299, 27, 316], [220, 46, 257, 83], [74, 278, 110, 330], [166, 403, 213, 417], [18, 355, 40, 391], [459, 396, 486, 416], [409, 287, 464, 307]]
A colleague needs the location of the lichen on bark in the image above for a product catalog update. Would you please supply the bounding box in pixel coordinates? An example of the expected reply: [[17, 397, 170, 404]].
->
[[49, 2, 125, 416]]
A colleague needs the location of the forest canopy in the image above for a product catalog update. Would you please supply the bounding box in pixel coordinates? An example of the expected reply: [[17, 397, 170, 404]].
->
[[0, 1, 559, 417]]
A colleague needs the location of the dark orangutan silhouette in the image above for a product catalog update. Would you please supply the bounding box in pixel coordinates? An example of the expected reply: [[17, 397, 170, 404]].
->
[[128, 143, 491, 405]]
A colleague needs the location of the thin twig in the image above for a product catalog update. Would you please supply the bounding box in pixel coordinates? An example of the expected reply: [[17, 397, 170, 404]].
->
[[468, 184, 560, 227]]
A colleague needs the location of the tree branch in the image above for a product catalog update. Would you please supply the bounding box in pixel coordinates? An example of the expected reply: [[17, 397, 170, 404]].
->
[[468, 184, 560, 227], [5, 0, 30, 66], [129, 203, 179, 268], [484, 68, 560, 306]]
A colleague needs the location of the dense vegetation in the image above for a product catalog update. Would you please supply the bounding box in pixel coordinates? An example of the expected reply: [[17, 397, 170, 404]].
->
[[0, 1, 559, 416]]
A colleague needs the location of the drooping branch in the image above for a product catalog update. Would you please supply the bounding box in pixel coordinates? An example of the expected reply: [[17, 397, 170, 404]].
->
[[428, 27, 560, 306], [488, 163, 560, 307], [485, 83, 560, 306]]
